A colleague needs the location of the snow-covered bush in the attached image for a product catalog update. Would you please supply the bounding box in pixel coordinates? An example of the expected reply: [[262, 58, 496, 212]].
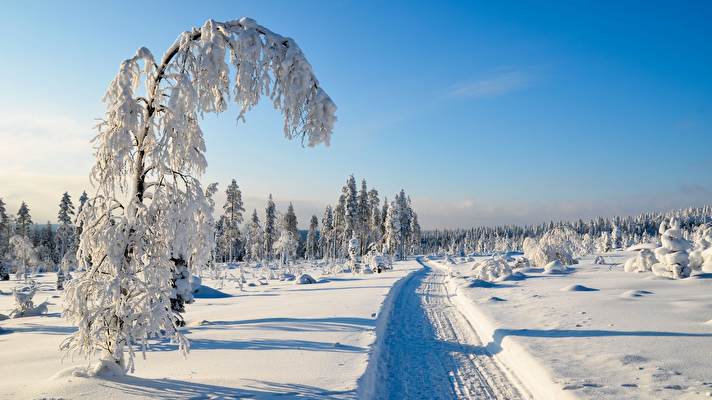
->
[[296, 273, 317, 285], [543, 260, 568, 274], [523, 227, 579, 267], [513, 257, 530, 269], [10, 284, 48, 318], [652, 219, 692, 279], [8, 235, 39, 282], [473, 257, 512, 281], [593, 255, 606, 265], [61, 17, 336, 373], [623, 248, 657, 273]]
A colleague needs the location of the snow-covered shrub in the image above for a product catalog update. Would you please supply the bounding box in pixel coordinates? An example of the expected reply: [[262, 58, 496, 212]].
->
[[543, 260, 568, 274], [473, 257, 512, 281], [593, 255, 606, 265], [10, 284, 48, 318], [623, 248, 657, 273], [295, 273, 317, 285], [513, 257, 530, 269], [523, 227, 579, 267], [652, 219, 692, 279]]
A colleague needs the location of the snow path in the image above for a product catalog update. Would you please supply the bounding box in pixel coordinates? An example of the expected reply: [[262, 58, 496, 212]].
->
[[374, 258, 524, 400]]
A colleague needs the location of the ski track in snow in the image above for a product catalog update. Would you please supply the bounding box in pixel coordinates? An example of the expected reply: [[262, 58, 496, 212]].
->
[[375, 259, 523, 400]]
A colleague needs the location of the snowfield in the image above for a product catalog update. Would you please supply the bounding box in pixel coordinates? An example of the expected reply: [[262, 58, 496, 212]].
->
[[0, 261, 419, 399], [431, 252, 712, 399]]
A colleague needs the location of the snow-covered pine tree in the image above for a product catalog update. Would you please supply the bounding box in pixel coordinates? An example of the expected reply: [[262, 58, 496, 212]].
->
[[61, 18, 335, 373], [357, 179, 370, 254], [305, 215, 319, 260], [320, 205, 334, 259], [56, 192, 76, 263], [381, 197, 389, 240], [396, 190, 413, 255], [384, 200, 401, 259], [39, 221, 56, 267], [222, 179, 245, 261], [333, 194, 346, 257], [367, 189, 382, 252], [275, 214, 298, 265], [264, 194, 278, 261], [0, 198, 9, 256], [284, 202, 299, 240], [409, 206, 422, 255], [15, 202, 32, 238], [77, 191, 89, 216], [342, 176, 358, 253], [245, 209, 263, 262]]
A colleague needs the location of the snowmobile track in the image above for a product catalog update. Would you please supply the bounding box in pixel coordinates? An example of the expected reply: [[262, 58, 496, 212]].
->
[[373, 258, 525, 399]]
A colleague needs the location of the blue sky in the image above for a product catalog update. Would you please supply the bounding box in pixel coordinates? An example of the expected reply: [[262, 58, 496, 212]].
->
[[0, 1, 711, 228]]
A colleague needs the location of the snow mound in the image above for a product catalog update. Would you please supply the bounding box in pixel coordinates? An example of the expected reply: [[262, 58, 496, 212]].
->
[[193, 285, 231, 299], [51, 359, 124, 380], [295, 274, 317, 285], [485, 296, 507, 302], [467, 279, 500, 288], [620, 289, 654, 298], [593, 255, 606, 265], [543, 260, 569, 274], [280, 273, 296, 281], [560, 284, 598, 292]]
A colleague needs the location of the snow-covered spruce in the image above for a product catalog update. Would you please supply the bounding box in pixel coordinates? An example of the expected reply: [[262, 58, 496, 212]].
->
[[623, 248, 658, 273], [61, 17, 335, 373], [652, 218, 693, 279]]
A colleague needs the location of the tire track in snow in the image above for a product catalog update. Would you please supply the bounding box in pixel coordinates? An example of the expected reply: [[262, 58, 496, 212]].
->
[[373, 259, 523, 399]]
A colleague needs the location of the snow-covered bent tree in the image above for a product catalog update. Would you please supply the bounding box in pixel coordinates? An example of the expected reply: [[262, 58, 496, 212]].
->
[[62, 17, 336, 373]]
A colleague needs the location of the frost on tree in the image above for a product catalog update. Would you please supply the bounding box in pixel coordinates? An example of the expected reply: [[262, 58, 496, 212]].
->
[[61, 17, 336, 373]]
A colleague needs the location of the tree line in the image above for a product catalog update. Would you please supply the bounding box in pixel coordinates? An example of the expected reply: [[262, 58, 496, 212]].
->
[[212, 174, 421, 263]]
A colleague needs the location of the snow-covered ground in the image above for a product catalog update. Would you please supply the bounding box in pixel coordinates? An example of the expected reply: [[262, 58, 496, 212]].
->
[[0, 260, 420, 399], [431, 252, 712, 399]]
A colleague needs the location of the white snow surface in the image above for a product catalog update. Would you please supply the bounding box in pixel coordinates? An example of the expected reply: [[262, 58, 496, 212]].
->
[[0, 261, 419, 399], [434, 252, 712, 399]]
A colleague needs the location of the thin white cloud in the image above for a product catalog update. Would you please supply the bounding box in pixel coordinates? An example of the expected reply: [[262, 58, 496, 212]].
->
[[449, 68, 532, 99]]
